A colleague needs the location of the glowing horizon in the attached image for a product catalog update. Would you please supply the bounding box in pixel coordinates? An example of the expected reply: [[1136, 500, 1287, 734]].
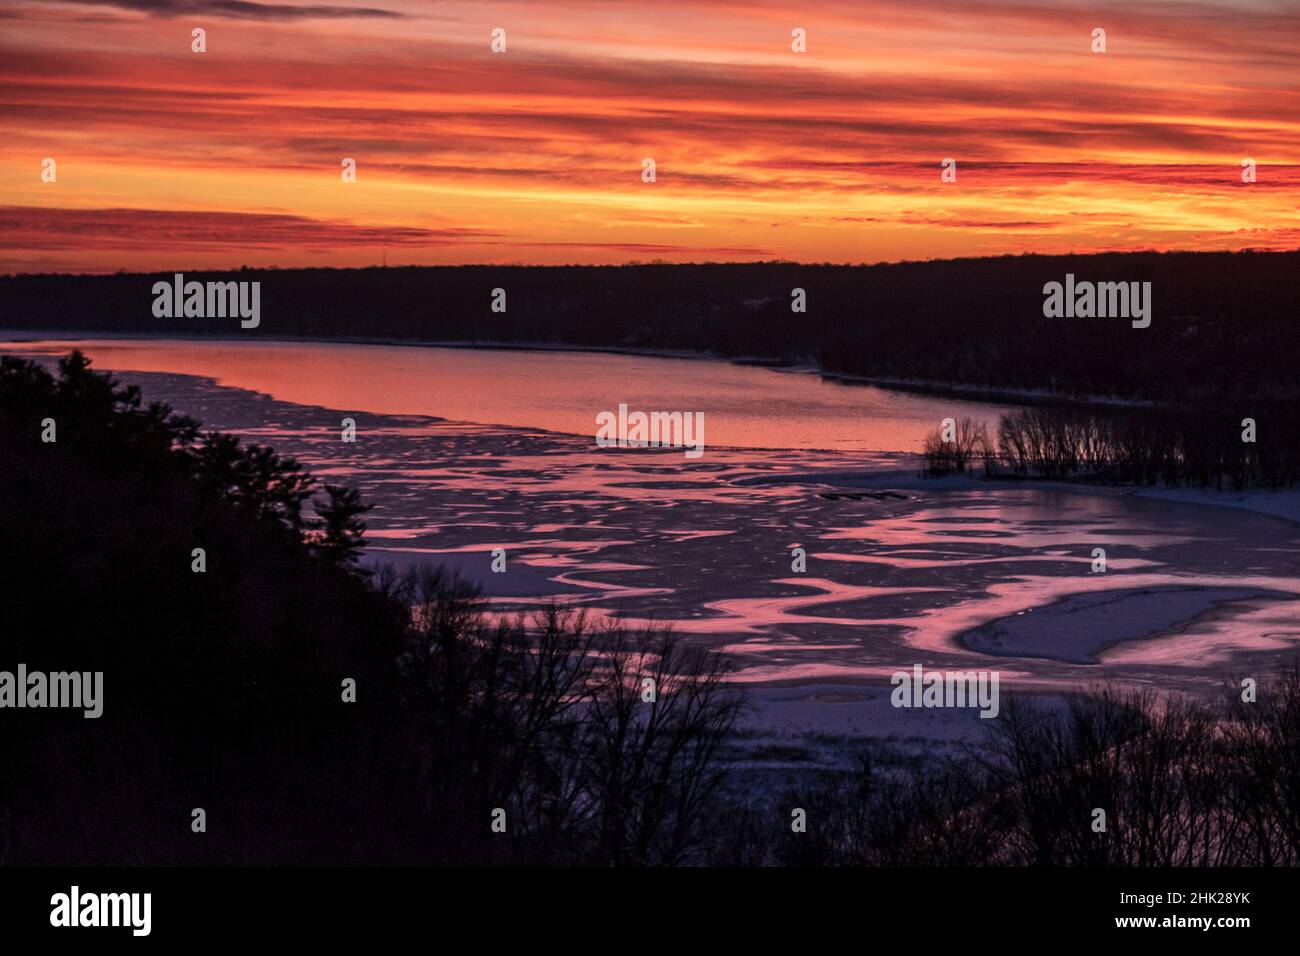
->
[[2, 0, 1298, 273]]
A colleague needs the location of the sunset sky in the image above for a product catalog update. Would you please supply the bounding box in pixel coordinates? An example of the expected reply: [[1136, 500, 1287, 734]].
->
[[2, 0, 1298, 273]]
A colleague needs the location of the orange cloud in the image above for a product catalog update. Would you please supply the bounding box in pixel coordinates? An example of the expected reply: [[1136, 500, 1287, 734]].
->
[[2, 0, 1297, 271]]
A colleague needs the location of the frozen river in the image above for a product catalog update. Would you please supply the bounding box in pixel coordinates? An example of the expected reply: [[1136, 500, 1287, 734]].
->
[[6, 337, 1299, 760]]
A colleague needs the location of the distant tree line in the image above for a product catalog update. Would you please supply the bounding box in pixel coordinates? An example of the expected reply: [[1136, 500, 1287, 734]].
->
[[2, 251, 1299, 403], [924, 404, 1300, 490]]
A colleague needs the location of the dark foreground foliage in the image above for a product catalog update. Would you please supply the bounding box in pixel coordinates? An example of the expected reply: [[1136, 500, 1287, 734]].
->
[[715, 674, 1300, 867], [0, 353, 742, 864]]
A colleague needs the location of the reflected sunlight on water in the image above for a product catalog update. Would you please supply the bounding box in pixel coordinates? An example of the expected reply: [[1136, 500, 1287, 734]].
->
[[0, 337, 1013, 451]]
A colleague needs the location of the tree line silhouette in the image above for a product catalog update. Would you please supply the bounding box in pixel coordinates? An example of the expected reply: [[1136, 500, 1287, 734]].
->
[[924, 405, 1300, 490], [711, 676, 1300, 867], [0, 353, 742, 864], [3, 251, 1299, 403]]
